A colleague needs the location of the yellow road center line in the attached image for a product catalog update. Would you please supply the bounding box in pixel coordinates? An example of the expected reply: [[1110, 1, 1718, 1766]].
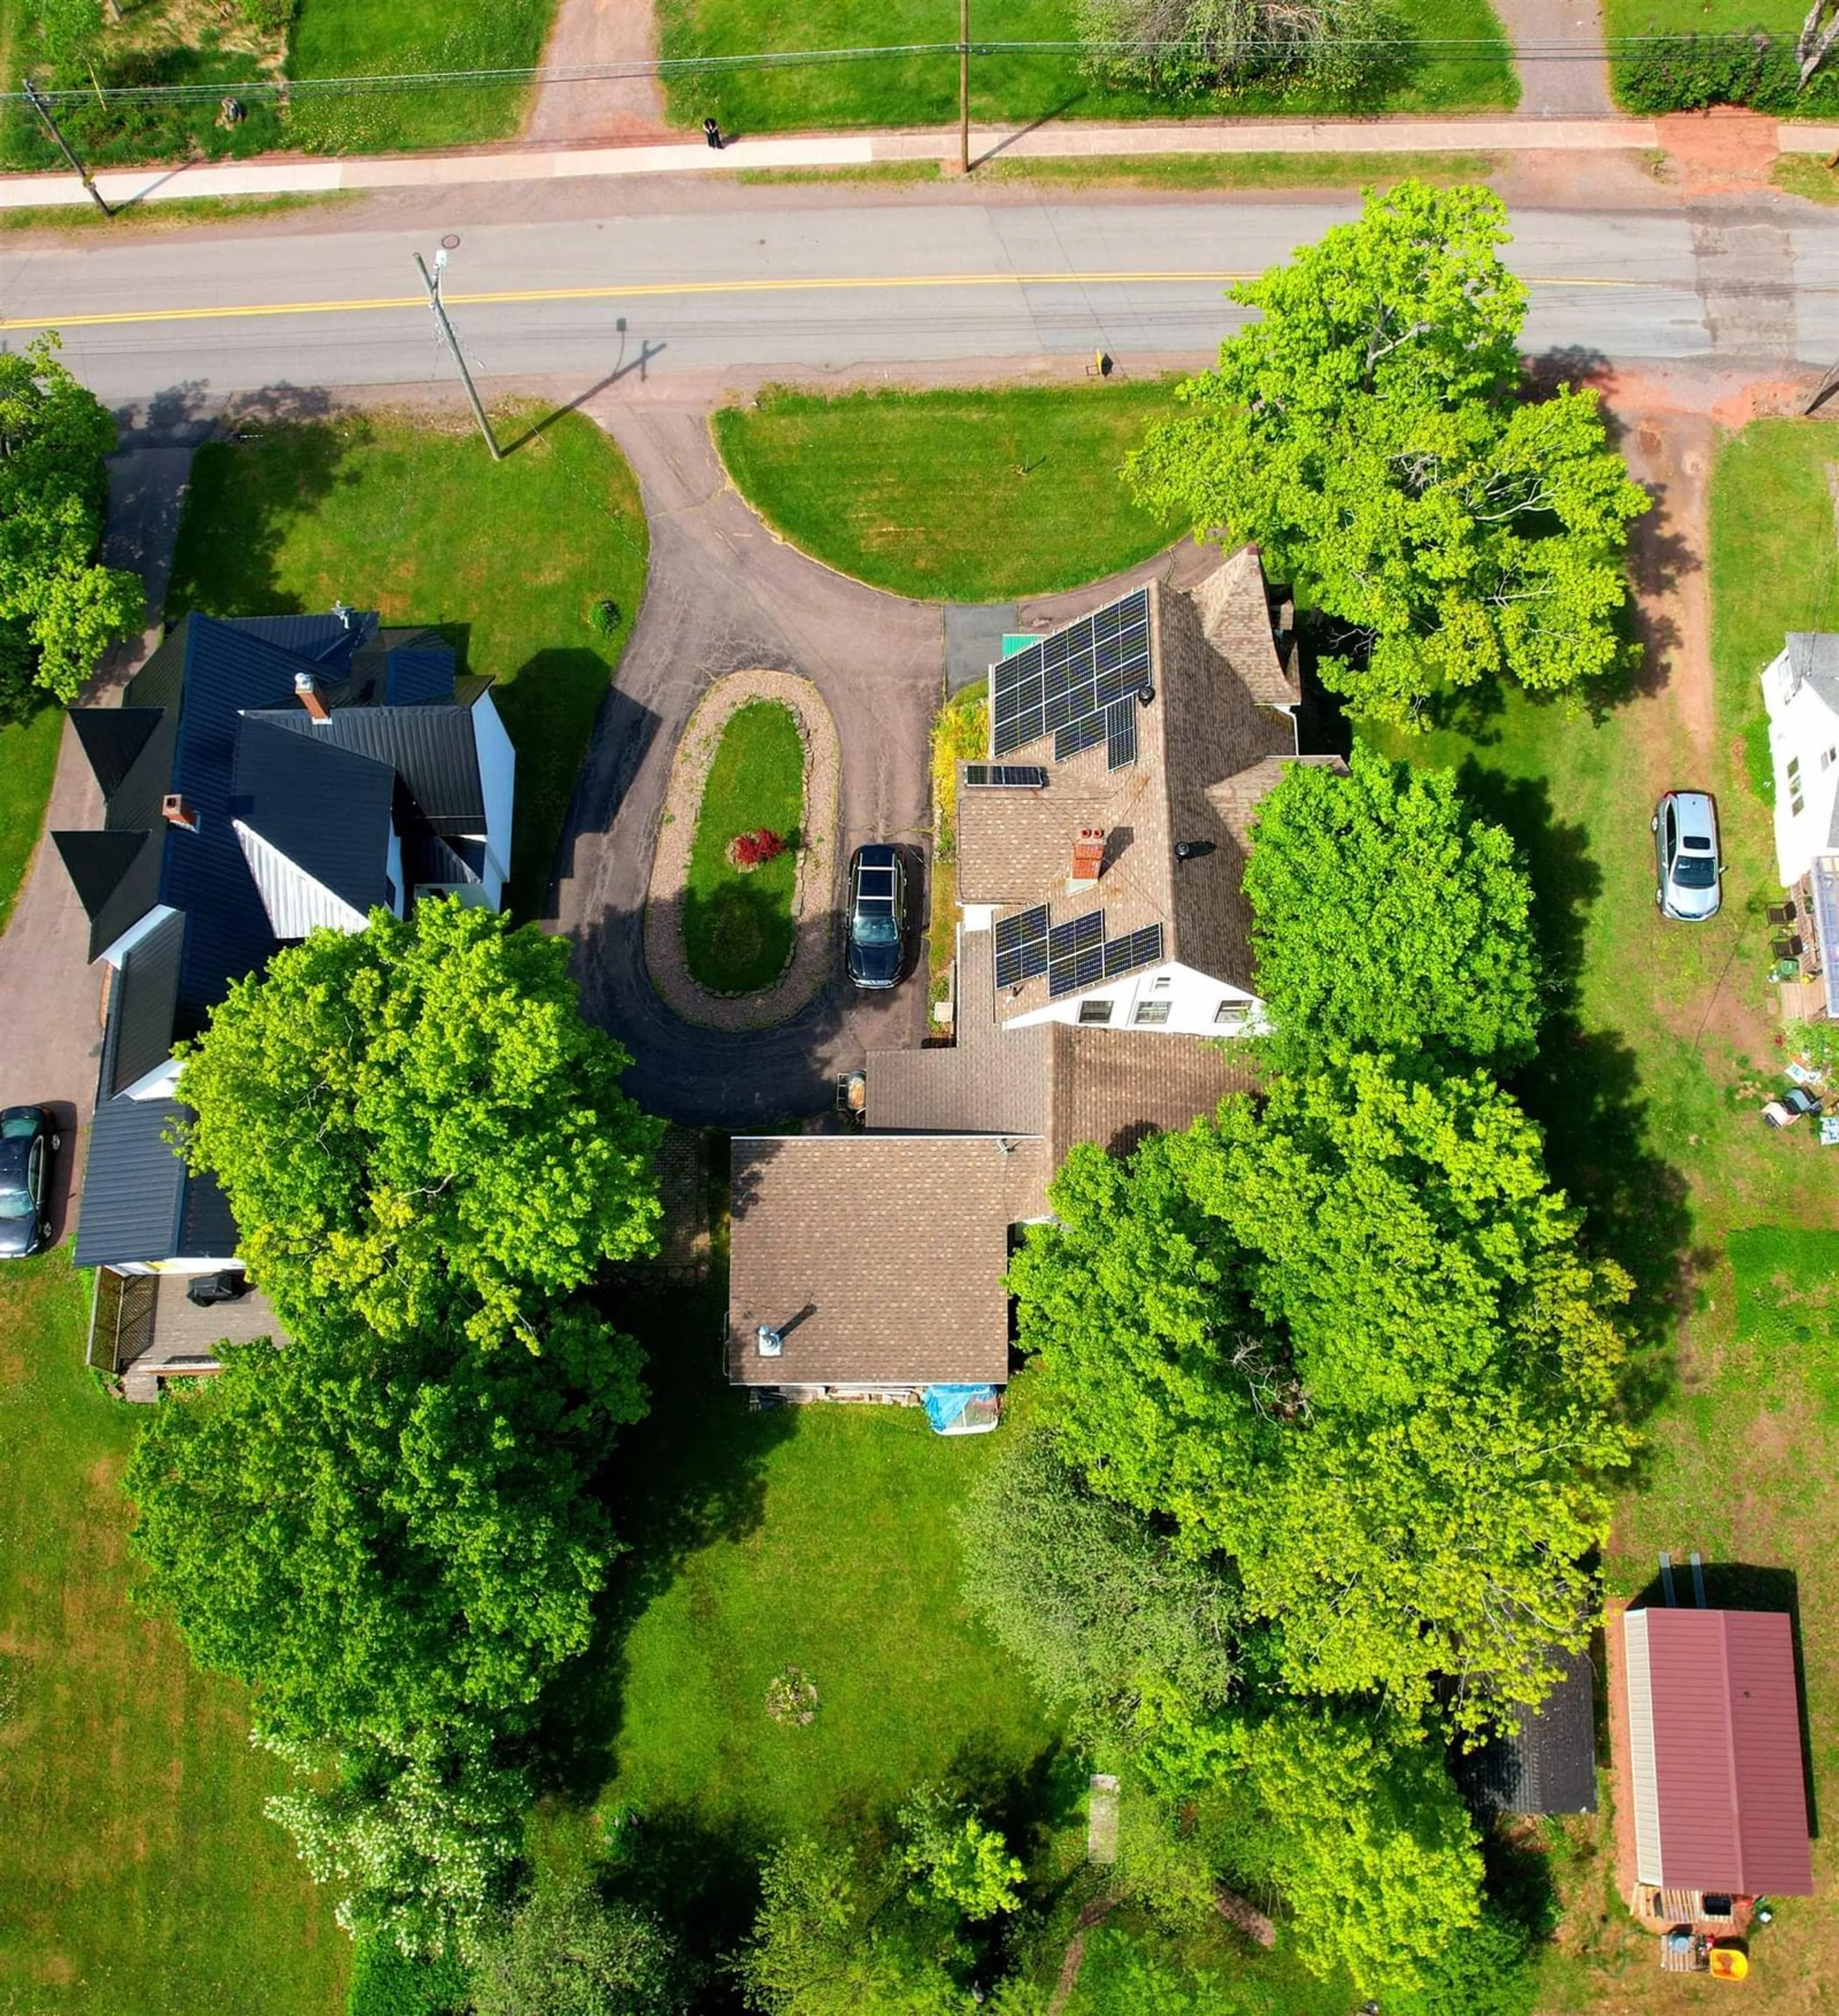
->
[[0, 267, 1657, 333]]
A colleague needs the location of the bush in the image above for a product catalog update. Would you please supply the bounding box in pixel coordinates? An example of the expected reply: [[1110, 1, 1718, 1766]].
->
[[589, 598, 622, 637], [1613, 31, 1839, 113], [347, 1937, 468, 2016], [731, 828, 787, 868]]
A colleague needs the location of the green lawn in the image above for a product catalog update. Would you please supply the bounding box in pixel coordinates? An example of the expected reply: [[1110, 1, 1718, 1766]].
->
[[165, 407, 648, 922], [0, 703, 62, 938], [713, 383, 1187, 602], [681, 701, 804, 994], [1368, 416, 1839, 2002], [971, 148, 1501, 190], [287, 0, 555, 153], [1606, 0, 1794, 42], [0, 1251, 347, 2015], [662, 0, 1515, 129]]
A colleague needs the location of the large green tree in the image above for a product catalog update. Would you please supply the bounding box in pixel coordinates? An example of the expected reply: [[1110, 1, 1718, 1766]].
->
[[1013, 1055, 1631, 1730], [177, 898, 664, 1352], [1126, 182, 1649, 722], [468, 1871, 695, 2016], [126, 1308, 636, 1753], [955, 1426, 1239, 1737], [1245, 746, 1541, 1068], [0, 332, 143, 713]]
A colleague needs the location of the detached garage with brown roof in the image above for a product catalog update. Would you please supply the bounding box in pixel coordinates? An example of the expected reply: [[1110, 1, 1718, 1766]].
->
[[1622, 1605, 1813, 1901]]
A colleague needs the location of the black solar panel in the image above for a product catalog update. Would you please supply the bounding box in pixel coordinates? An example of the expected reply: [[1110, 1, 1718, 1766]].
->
[[1103, 923, 1164, 979], [992, 588, 1151, 766], [1104, 698, 1137, 770], [962, 764, 1047, 790], [993, 904, 1050, 989]]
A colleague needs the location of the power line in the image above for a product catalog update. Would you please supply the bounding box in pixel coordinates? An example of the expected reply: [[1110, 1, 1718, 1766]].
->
[[0, 33, 1793, 111]]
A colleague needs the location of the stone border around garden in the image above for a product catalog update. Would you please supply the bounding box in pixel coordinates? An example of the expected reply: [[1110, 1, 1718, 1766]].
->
[[643, 668, 840, 1031]]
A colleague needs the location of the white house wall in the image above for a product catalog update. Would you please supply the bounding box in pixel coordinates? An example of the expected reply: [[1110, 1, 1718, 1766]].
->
[[1761, 645, 1839, 884], [1003, 960, 1261, 1036], [470, 690, 515, 910], [233, 821, 368, 939]]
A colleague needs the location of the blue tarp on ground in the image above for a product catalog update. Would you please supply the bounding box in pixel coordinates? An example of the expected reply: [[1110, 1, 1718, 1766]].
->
[[922, 1384, 999, 1435]]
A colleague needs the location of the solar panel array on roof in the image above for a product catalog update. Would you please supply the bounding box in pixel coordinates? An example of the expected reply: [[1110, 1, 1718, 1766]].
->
[[962, 765, 1048, 790], [1104, 924, 1163, 979], [1042, 916, 1166, 999], [1047, 912, 1103, 997], [994, 904, 1050, 988], [992, 589, 1150, 766]]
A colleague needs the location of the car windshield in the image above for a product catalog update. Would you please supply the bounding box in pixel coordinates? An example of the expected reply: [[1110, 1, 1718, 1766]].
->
[[0, 1114, 34, 1140], [0, 1185, 32, 1219], [1673, 857, 1717, 889], [853, 914, 899, 946]]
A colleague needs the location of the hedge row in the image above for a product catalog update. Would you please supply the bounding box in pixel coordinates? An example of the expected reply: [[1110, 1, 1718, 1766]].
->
[[1615, 30, 1839, 113]]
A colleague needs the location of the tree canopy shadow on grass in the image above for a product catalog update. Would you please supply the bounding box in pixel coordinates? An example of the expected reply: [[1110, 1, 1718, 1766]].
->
[[523, 1274, 797, 1810], [164, 409, 364, 623], [681, 872, 801, 997], [1456, 763, 1707, 1435]]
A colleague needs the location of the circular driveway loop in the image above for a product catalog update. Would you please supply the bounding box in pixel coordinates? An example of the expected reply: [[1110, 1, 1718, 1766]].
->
[[642, 668, 841, 1033], [552, 394, 941, 1126]]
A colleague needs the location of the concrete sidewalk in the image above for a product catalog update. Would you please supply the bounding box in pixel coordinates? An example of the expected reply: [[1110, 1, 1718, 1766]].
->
[[0, 114, 1689, 212]]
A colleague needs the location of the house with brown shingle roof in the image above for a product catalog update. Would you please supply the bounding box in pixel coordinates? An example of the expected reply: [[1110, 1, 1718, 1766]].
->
[[726, 549, 1333, 1407]]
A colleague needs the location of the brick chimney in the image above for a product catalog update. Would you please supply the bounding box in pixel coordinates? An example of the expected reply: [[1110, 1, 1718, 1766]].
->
[[161, 793, 199, 833], [295, 669, 329, 722], [1069, 825, 1106, 894]]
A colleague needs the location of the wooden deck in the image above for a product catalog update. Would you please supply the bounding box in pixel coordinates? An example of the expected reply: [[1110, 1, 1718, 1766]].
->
[[100, 1273, 284, 1401]]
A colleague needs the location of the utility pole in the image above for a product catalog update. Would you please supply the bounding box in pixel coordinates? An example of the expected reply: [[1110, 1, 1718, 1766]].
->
[[415, 247, 501, 463], [958, 0, 970, 177], [22, 76, 112, 217]]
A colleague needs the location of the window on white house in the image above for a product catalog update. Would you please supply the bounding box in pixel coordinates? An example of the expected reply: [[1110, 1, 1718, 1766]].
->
[[1215, 999, 1250, 1026], [1078, 998, 1112, 1025], [1134, 1000, 1171, 1025], [1152, 974, 1171, 990], [1789, 756, 1806, 816]]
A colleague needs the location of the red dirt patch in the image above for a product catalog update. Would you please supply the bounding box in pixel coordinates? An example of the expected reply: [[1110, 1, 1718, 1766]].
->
[[1657, 107, 1780, 192]]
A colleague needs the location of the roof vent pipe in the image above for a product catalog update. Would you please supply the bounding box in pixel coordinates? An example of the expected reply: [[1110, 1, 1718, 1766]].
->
[[295, 670, 329, 723], [332, 598, 352, 630], [756, 1324, 783, 1358]]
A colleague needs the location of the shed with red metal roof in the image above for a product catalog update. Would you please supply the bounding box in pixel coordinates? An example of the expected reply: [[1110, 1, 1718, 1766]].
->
[[1622, 1607, 1812, 1896]]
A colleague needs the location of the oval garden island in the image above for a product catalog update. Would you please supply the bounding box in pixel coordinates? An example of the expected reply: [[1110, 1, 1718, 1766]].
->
[[642, 669, 840, 1030]]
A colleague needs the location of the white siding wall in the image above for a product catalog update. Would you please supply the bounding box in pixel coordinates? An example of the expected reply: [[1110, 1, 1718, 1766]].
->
[[122, 1058, 183, 1103], [470, 690, 515, 911], [1624, 1610, 1664, 1886], [1004, 960, 1261, 1037], [386, 825, 405, 918], [1762, 646, 1839, 884], [234, 822, 368, 938]]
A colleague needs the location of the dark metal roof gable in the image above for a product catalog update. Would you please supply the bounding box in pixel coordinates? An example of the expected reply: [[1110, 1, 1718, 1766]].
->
[[73, 1095, 188, 1267], [179, 1162, 240, 1258], [106, 911, 188, 1097], [52, 828, 165, 965], [383, 643, 458, 704], [70, 707, 165, 800], [232, 716, 395, 917], [250, 702, 484, 834], [225, 610, 378, 666]]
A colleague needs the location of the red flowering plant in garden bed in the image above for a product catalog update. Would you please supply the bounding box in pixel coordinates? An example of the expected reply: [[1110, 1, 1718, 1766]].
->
[[728, 828, 788, 871]]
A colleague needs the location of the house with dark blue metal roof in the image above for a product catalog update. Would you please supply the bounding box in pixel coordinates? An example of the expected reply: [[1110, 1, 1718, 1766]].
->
[[53, 608, 514, 1386]]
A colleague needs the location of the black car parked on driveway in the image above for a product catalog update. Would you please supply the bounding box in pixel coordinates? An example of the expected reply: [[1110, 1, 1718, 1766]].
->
[[846, 844, 908, 988], [0, 1106, 58, 1259]]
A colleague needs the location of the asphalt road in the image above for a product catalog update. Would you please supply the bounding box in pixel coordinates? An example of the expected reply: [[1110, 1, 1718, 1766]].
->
[[0, 195, 1822, 408]]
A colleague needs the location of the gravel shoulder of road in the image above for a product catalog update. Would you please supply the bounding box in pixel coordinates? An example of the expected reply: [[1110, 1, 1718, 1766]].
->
[[642, 667, 841, 1031]]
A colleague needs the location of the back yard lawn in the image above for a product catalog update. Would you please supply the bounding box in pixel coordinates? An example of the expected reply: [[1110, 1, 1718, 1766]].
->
[[0, 1251, 345, 2015], [662, 0, 1515, 130], [714, 383, 1186, 602], [1374, 414, 1839, 2005], [166, 406, 647, 922]]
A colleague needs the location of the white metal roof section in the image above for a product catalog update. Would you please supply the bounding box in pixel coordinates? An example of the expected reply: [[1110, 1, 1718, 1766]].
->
[[233, 820, 367, 939]]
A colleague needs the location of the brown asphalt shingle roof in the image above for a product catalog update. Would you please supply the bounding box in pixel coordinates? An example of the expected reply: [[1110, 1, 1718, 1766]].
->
[[957, 551, 1305, 1014], [727, 1135, 1016, 1387]]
